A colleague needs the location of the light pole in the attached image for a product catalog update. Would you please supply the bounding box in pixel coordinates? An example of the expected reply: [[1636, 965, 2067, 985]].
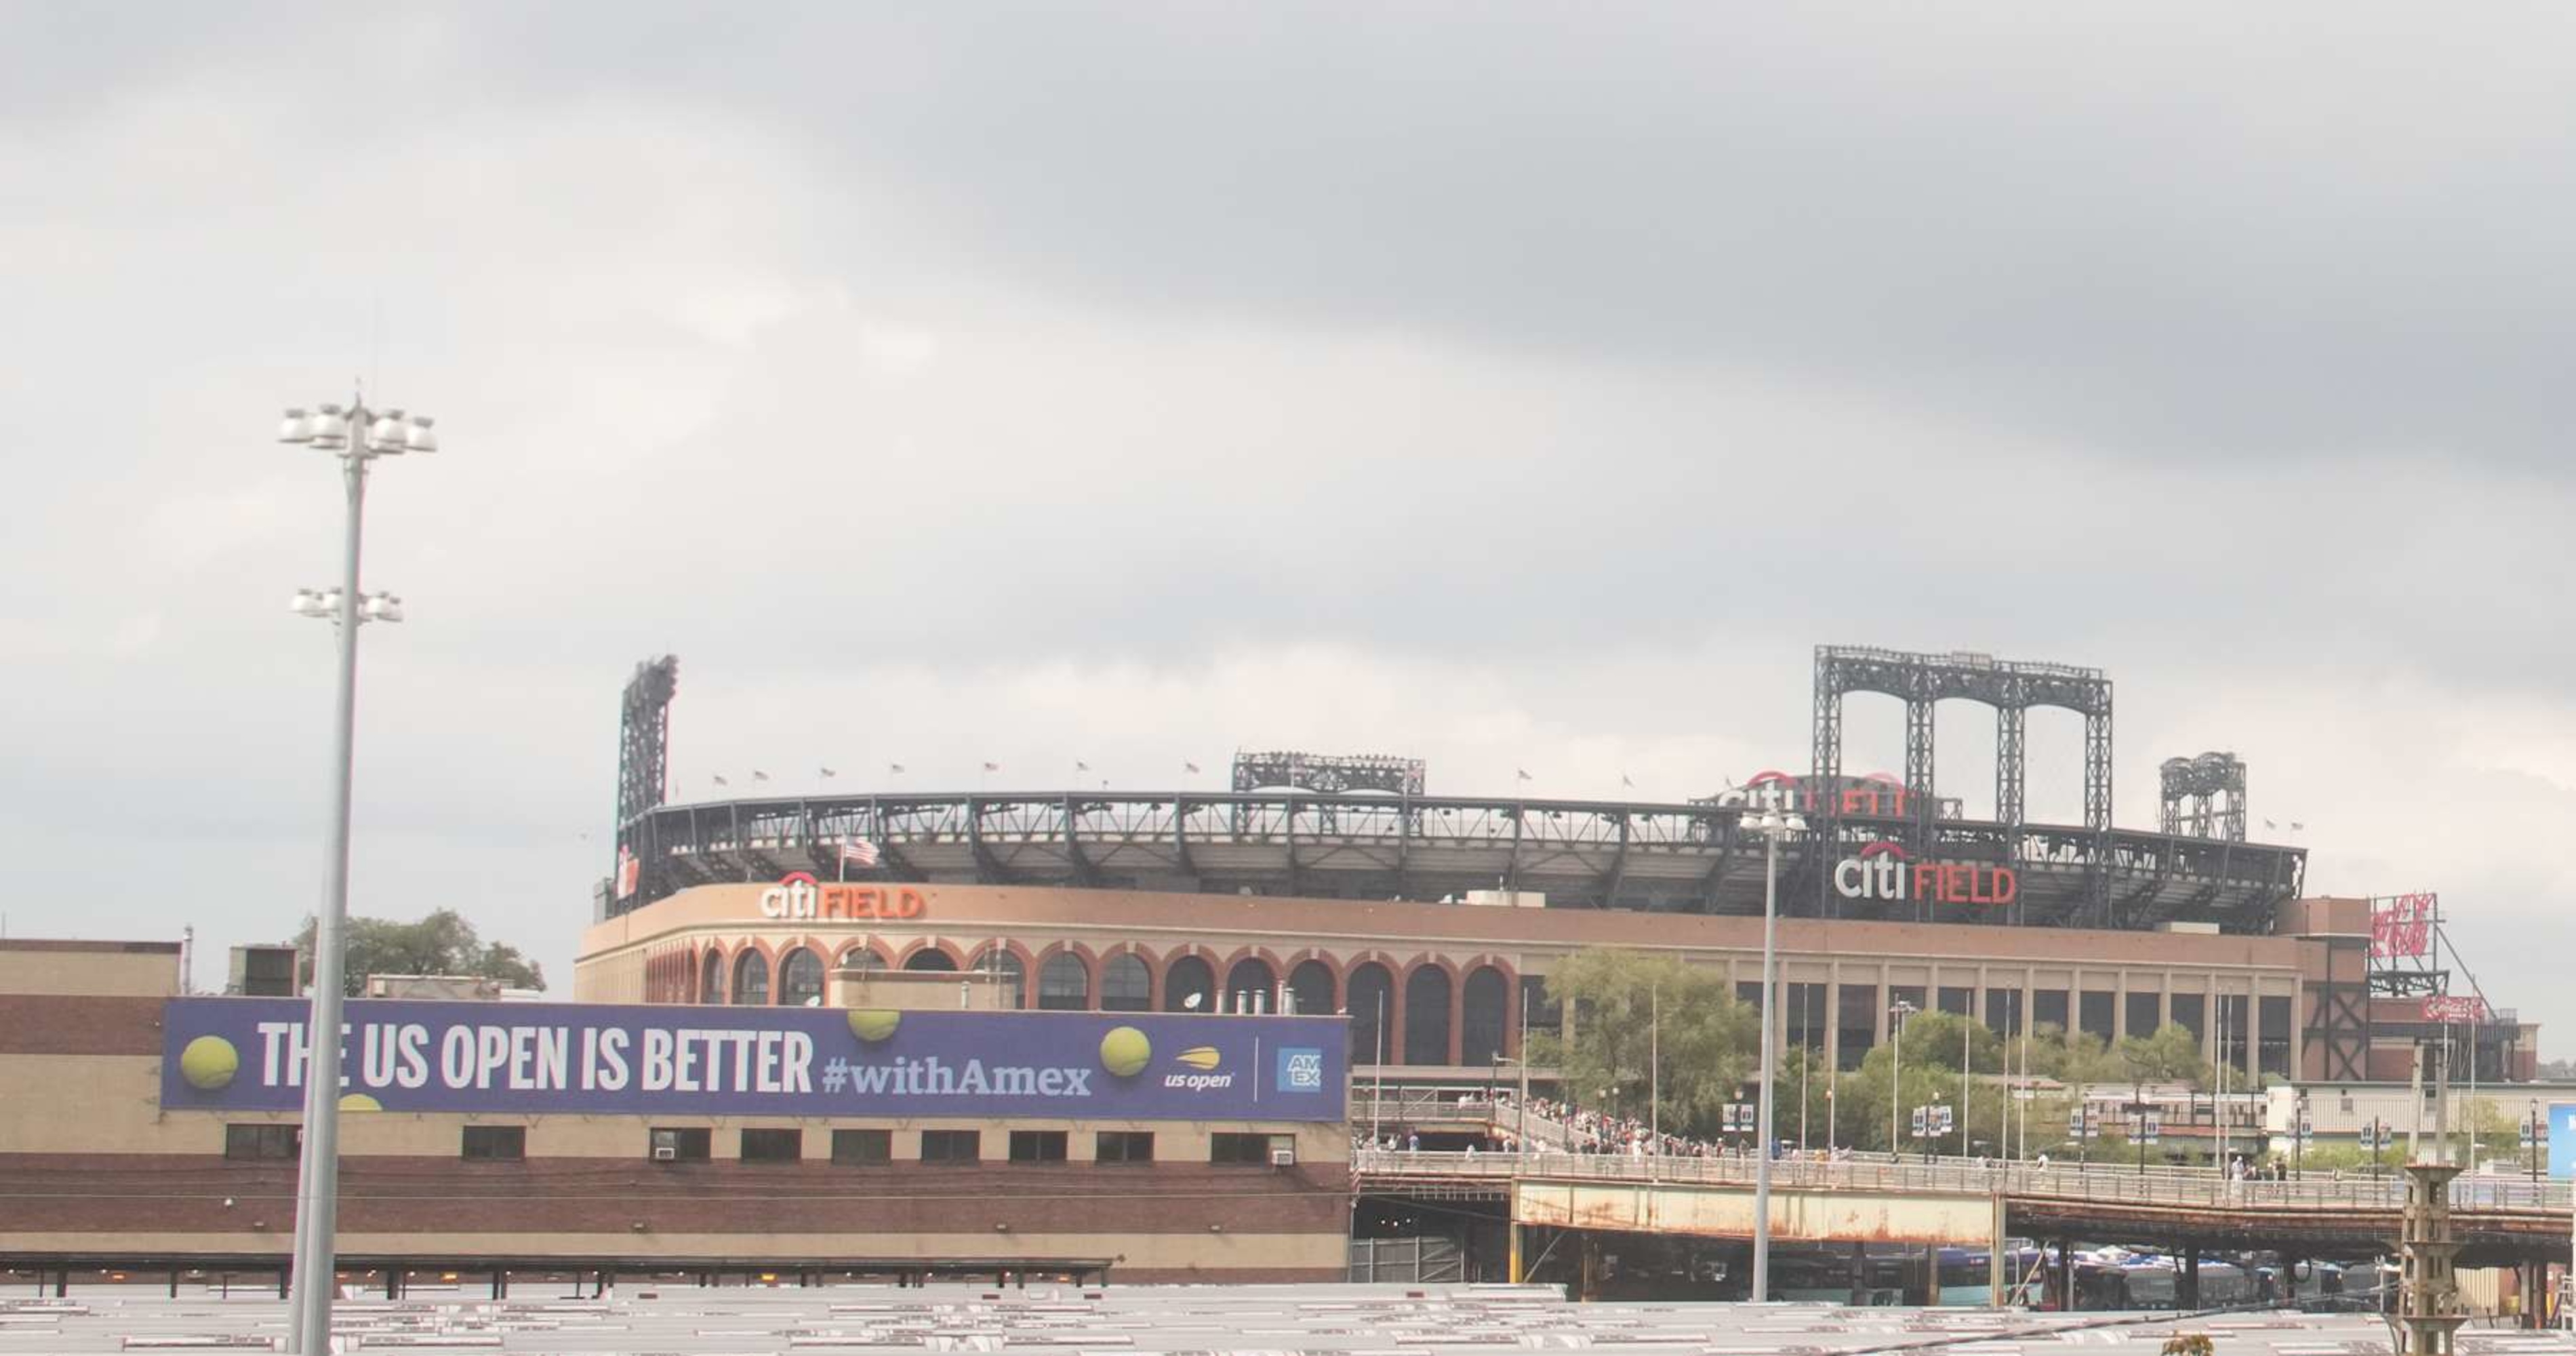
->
[[1741, 806, 1804, 1305], [277, 397, 435, 1355], [1889, 999, 1917, 1155]]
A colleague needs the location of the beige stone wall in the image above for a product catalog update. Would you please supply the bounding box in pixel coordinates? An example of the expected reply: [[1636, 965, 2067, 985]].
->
[[0, 944, 180, 997]]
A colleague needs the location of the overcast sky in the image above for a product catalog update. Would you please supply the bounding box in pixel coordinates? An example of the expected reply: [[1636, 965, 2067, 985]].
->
[[8, 5, 2574, 1051]]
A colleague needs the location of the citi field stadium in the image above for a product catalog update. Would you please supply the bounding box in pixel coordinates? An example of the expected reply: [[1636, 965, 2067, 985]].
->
[[587, 647, 2537, 1087]]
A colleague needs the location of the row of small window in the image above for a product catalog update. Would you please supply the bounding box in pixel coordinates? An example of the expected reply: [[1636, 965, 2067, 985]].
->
[[224, 1123, 1285, 1166]]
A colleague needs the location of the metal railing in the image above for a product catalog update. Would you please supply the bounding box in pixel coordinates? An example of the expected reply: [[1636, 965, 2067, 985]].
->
[[1354, 1147, 2574, 1212]]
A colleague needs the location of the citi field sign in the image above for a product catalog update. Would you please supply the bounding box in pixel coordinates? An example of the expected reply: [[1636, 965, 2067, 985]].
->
[[159, 998, 1346, 1122], [760, 871, 927, 921], [1833, 841, 2018, 907]]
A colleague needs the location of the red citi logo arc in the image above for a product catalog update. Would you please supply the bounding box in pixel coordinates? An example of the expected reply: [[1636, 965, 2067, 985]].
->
[[1832, 841, 2017, 906]]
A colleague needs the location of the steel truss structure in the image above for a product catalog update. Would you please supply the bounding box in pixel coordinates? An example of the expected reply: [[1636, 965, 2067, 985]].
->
[[612, 787, 2303, 932], [613, 656, 679, 903], [1811, 645, 2116, 919], [2158, 751, 2248, 841], [1232, 751, 1426, 797]]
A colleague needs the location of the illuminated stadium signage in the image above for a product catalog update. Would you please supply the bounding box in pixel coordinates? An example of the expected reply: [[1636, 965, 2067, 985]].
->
[[759, 872, 927, 921], [159, 999, 1348, 1122], [1742, 769, 1915, 817], [1832, 841, 2017, 906]]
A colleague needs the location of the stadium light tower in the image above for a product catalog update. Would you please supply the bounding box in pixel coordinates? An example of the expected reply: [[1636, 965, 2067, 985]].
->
[[275, 397, 435, 1355], [1741, 805, 1805, 1304]]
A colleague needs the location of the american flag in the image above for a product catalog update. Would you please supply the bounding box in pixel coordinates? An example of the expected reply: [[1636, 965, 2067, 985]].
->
[[1185, 761, 1201, 774], [712, 774, 730, 786], [1076, 761, 1091, 773], [1516, 768, 1532, 781], [820, 767, 837, 778], [840, 839, 881, 869], [752, 770, 771, 782], [982, 761, 1001, 772], [889, 763, 906, 774]]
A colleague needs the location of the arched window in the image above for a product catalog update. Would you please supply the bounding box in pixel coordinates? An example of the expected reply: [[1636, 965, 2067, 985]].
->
[[1099, 954, 1152, 1011], [1162, 955, 1215, 1012], [903, 949, 959, 973], [777, 947, 826, 1007], [1347, 963, 1394, 1065], [1037, 953, 1090, 1011], [839, 946, 885, 974], [1287, 959, 1335, 1018], [699, 949, 725, 1005], [973, 947, 1026, 1010], [731, 950, 771, 1007], [1461, 965, 1510, 1066], [1225, 958, 1277, 1014], [1403, 965, 1453, 1064]]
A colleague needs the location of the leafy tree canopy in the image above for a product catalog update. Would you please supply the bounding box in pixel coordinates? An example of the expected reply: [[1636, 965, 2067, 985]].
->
[[291, 909, 547, 997], [1527, 948, 1758, 1139]]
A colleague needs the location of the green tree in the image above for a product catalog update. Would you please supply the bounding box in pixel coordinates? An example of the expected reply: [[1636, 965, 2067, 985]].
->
[[2117, 1024, 2215, 1089], [1537, 949, 1758, 1138], [1836, 1010, 2006, 1154], [291, 908, 548, 997]]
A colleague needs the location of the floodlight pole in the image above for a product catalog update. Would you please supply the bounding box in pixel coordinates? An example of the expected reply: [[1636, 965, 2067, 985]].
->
[[274, 397, 432, 1355], [289, 403, 368, 1355]]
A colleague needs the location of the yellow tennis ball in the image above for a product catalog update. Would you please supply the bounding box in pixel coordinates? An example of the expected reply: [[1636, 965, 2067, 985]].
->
[[338, 1093, 381, 1112], [1100, 1026, 1152, 1078], [179, 1035, 239, 1091], [848, 1010, 902, 1043]]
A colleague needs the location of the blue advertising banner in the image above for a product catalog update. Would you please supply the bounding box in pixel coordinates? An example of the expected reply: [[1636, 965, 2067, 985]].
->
[[160, 998, 1348, 1123], [2549, 1103, 2576, 1179]]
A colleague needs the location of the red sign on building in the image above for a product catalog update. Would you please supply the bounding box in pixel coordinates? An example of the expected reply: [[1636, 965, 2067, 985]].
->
[[2371, 892, 2436, 959]]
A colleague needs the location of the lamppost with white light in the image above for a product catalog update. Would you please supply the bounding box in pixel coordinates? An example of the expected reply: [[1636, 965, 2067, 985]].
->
[[1740, 805, 1804, 1305], [275, 397, 435, 1355]]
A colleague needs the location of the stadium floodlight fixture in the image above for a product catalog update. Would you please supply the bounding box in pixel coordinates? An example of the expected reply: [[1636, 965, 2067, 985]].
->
[[277, 388, 437, 1356], [1737, 802, 1806, 1305]]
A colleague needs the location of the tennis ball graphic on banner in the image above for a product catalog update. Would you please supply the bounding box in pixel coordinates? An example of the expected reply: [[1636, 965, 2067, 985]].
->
[[848, 1010, 901, 1043], [339, 1093, 382, 1112], [1100, 1026, 1152, 1077], [178, 1035, 239, 1090]]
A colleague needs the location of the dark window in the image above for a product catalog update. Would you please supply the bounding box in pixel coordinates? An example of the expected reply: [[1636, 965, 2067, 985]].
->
[[841, 946, 885, 974], [1008, 1130, 1068, 1162], [1784, 982, 1826, 1050], [903, 949, 958, 972], [740, 1128, 802, 1162], [1983, 988, 2022, 1036], [699, 950, 725, 1004], [778, 947, 826, 1007], [2171, 993, 2207, 1040], [1037, 953, 1089, 1010], [460, 1125, 525, 1161], [731, 950, 770, 1006], [1163, 955, 1215, 1012], [2032, 989, 2070, 1034], [1403, 966, 1452, 1064], [1460, 966, 1510, 1068], [1225, 958, 1277, 1014], [2126, 992, 2162, 1038], [1289, 960, 1336, 1018], [1520, 974, 1563, 1032], [2079, 991, 2116, 1041], [1100, 954, 1152, 1012], [649, 1127, 712, 1163], [921, 1130, 981, 1162], [1836, 984, 1879, 1072], [224, 1124, 299, 1161], [831, 1129, 892, 1165], [1095, 1131, 1154, 1163], [1211, 1132, 1285, 1165], [1347, 963, 1393, 1064], [973, 948, 1026, 1010], [2258, 995, 2293, 1077], [1937, 986, 1973, 1016]]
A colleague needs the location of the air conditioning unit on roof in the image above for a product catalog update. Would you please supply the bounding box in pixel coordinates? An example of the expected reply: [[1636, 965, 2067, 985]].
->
[[1270, 1146, 1296, 1167]]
